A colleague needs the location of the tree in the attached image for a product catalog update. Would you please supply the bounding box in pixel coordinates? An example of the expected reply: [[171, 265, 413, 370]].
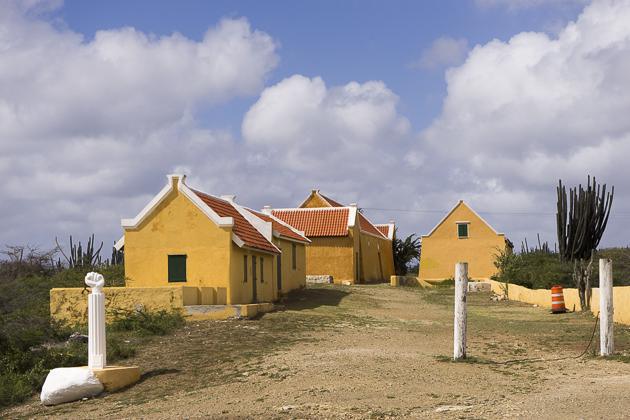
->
[[556, 176, 614, 311], [393, 228, 421, 275]]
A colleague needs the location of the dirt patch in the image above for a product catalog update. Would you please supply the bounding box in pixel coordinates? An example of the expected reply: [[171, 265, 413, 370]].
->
[[5, 284, 630, 418]]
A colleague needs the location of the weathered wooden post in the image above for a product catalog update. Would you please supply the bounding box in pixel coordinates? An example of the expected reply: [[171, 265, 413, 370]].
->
[[599, 258, 614, 356], [85, 272, 106, 369], [453, 262, 468, 360]]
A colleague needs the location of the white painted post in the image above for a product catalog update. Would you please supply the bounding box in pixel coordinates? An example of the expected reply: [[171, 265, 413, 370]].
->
[[599, 259, 614, 356], [85, 272, 106, 369], [453, 262, 468, 360]]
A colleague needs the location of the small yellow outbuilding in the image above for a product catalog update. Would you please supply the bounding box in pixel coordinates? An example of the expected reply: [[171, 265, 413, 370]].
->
[[419, 200, 512, 281], [270, 190, 395, 284], [118, 174, 309, 304]]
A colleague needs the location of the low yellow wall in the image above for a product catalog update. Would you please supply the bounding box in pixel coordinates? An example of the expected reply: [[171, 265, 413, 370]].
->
[[51, 286, 188, 325], [51, 285, 229, 325], [489, 280, 630, 325]]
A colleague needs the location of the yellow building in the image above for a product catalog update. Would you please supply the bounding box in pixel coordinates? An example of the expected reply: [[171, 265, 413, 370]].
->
[[419, 200, 512, 281], [117, 174, 309, 304], [270, 190, 395, 284]]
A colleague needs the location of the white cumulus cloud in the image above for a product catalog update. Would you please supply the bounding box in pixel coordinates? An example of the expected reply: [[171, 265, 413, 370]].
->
[[420, 0, 630, 246], [0, 3, 278, 247]]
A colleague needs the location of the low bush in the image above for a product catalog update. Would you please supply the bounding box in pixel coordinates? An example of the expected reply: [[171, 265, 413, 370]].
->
[[0, 259, 181, 409], [110, 308, 185, 336], [492, 247, 630, 290]]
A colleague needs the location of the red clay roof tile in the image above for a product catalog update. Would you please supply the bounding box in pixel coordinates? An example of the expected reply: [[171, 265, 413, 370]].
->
[[375, 224, 391, 237], [193, 190, 279, 254], [271, 208, 350, 237], [246, 209, 309, 243]]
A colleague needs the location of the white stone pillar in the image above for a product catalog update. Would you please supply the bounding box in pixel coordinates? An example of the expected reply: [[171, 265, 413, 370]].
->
[[85, 272, 106, 369], [599, 259, 614, 356], [453, 262, 468, 360]]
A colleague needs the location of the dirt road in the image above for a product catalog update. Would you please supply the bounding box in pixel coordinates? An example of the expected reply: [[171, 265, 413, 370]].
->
[[7, 284, 630, 419]]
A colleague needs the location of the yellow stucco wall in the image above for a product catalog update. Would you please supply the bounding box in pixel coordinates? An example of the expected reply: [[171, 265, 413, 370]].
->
[[50, 286, 277, 325], [298, 192, 393, 284], [420, 202, 507, 281], [229, 245, 276, 304], [124, 186, 232, 293], [488, 280, 630, 326], [123, 183, 283, 305], [301, 193, 330, 208], [273, 238, 307, 294], [50, 286, 188, 325], [306, 235, 356, 284], [358, 233, 395, 283]]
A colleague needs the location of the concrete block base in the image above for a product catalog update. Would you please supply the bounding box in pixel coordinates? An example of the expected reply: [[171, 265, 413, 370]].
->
[[184, 303, 274, 320], [92, 366, 141, 392]]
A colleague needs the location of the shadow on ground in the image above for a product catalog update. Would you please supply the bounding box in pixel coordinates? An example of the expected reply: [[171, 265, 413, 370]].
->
[[137, 368, 181, 385], [281, 286, 350, 311]]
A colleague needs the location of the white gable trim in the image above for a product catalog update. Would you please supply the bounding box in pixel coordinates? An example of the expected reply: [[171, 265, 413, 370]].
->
[[114, 236, 124, 251], [121, 174, 234, 230], [422, 200, 502, 238], [258, 209, 310, 244], [229, 199, 274, 244]]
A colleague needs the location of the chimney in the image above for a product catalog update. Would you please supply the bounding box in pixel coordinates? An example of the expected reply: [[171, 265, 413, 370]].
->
[[262, 205, 272, 214], [349, 203, 357, 208]]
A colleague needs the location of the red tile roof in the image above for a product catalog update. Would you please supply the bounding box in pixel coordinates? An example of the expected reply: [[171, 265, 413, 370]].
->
[[298, 190, 389, 240], [271, 208, 350, 237], [246, 209, 309, 243], [357, 213, 386, 238], [193, 190, 279, 254], [375, 224, 391, 237]]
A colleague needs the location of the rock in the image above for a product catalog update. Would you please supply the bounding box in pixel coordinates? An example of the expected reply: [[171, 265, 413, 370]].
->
[[435, 405, 473, 412], [468, 282, 491, 292], [40, 367, 104, 405], [306, 275, 333, 284], [67, 332, 88, 343]]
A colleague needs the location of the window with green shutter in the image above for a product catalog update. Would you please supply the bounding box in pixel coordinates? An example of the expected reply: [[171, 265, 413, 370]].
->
[[457, 223, 469, 238], [243, 255, 248, 283], [168, 255, 187, 282], [260, 257, 264, 282], [292, 243, 297, 270]]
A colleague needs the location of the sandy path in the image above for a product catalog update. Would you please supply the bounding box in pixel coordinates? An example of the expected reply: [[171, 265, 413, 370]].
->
[[5, 284, 630, 419]]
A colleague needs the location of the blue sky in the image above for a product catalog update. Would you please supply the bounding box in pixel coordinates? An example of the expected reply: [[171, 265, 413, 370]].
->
[[58, 0, 584, 130], [2, 0, 629, 252]]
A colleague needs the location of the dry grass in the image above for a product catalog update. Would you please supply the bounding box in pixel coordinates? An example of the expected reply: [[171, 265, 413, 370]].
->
[[7, 283, 630, 419]]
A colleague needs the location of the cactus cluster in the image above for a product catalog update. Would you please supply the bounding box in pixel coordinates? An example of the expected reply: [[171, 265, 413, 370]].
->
[[556, 176, 614, 310], [520, 234, 555, 255], [55, 234, 104, 268]]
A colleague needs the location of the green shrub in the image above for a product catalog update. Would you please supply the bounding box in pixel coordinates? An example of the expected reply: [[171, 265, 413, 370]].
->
[[493, 248, 573, 289], [493, 247, 630, 290], [0, 260, 177, 409], [109, 309, 185, 336]]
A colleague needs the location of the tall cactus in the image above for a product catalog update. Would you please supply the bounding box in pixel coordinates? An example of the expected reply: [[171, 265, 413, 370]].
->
[[55, 234, 104, 268], [556, 176, 614, 310]]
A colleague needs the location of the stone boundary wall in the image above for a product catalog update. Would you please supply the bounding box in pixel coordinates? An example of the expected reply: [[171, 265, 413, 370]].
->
[[488, 280, 630, 325]]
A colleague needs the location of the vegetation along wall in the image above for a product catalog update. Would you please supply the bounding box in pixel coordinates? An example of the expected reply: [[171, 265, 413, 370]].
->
[[488, 280, 630, 325]]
